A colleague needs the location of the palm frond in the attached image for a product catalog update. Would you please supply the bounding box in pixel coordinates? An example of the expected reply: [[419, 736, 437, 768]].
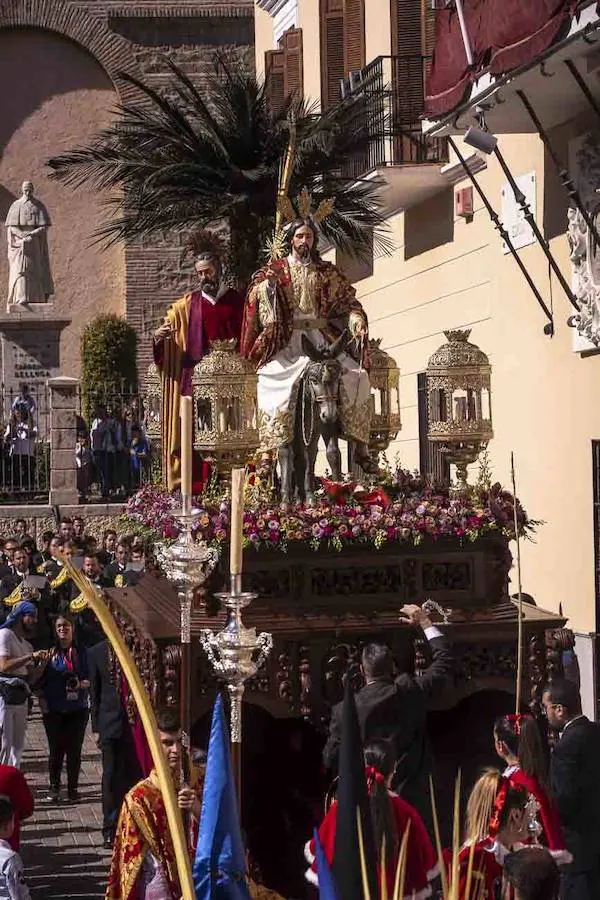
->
[[47, 54, 394, 282]]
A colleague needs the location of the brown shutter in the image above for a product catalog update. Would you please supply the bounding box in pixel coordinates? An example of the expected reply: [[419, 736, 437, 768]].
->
[[282, 27, 303, 100], [343, 0, 365, 75], [320, 0, 345, 109], [390, 0, 426, 125], [265, 48, 285, 113]]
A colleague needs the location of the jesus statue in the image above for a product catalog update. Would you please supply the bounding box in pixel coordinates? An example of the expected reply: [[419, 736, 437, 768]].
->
[[240, 215, 377, 474]]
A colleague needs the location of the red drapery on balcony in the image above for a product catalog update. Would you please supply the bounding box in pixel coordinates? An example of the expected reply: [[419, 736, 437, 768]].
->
[[425, 0, 576, 118]]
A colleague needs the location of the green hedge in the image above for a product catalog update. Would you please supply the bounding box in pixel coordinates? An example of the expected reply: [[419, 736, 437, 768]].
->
[[81, 314, 138, 422]]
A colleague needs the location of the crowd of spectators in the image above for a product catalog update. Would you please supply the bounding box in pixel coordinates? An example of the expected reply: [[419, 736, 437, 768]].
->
[[78, 401, 152, 500], [0, 384, 153, 500], [0, 516, 153, 895]]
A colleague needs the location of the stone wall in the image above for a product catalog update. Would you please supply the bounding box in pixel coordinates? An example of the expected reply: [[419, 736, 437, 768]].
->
[[0, 503, 125, 544], [0, 0, 254, 384]]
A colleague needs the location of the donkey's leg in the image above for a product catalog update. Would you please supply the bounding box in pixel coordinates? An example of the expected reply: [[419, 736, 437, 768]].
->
[[278, 443, 294, 507], [324, 429, 342, 482], [304, 427, 320, 504]]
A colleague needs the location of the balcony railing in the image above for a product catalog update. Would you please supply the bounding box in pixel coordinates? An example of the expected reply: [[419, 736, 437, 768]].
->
[[340, 55, 448, 181]]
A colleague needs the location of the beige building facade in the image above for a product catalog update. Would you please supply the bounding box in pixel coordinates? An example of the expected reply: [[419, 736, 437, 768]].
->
[[255, 0, 600, 665]]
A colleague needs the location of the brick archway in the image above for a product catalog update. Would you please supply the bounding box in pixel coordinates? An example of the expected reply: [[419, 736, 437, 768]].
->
[[0, 0, 139, 97]]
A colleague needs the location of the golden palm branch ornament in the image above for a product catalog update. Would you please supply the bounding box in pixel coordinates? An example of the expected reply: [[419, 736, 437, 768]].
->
[[62, 558, 195, 900]]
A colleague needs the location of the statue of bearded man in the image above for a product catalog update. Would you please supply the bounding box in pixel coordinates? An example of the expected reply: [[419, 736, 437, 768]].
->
[[240, 217, 376, 473], [153, 231, 245, 490]]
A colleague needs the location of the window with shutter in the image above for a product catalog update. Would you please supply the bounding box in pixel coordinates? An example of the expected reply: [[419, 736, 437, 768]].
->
[[320, 0, 345, 109], [391, 0, 426, 125], [343, 0, 365, 76], [282, 27, 303, 100], [265, 48, 285, 113]]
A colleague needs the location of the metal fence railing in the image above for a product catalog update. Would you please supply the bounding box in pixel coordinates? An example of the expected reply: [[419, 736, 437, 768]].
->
[[76, 385, 157, 502], [0, 383, 50, 504], [340, 55, 449, 181]]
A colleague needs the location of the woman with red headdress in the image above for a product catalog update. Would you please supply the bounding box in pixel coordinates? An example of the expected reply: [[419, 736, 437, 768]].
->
[[494, 714, 572, 864], [451, 769, 530, 899], [304, 740, 438, 899]]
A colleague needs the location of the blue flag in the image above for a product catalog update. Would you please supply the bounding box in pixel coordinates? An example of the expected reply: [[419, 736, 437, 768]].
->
[[314, 828, 338, 900], [193, 694, 250, 900]]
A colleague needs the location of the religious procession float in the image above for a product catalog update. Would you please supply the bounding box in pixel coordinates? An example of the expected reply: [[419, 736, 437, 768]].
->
[[45, 56, 575, 898]]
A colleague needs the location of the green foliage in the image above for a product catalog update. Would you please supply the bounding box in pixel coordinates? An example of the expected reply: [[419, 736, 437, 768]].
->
[[81, 314, 138, 422], [47, 55, 394, 286]]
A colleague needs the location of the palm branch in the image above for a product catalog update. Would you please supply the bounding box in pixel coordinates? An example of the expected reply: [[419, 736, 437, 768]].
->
[[47, 54, 394, 284]]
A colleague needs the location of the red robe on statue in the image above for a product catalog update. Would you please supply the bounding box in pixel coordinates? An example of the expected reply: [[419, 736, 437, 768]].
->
[[305, 792, 438, 899], [153, 287, 244, 490], [153, 288, 245, 397]]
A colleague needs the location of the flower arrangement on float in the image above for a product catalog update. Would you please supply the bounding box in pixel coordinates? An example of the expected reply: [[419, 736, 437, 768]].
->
[[121, 456, 538, 554]]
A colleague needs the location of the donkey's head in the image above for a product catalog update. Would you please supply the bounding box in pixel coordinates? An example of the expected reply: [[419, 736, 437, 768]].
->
[[302, 333, 345, 425]]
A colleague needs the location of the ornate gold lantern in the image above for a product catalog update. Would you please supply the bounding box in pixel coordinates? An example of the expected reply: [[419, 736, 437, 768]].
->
[[192, 339, 259, 475], [368, 339, 401, 455], [143, 363, 162, 442], [426, 329, 493, 494]]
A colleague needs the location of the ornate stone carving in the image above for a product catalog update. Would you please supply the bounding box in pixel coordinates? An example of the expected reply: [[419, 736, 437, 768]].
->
[[567, 205, 600, 347]]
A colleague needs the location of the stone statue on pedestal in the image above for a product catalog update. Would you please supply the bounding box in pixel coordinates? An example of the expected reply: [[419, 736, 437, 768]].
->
[[5, 181, 54, 306]]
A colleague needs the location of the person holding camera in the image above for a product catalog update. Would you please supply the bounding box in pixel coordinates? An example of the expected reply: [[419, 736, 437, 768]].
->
[[39, 615, 90, 803], [0, 601, 48, 768]]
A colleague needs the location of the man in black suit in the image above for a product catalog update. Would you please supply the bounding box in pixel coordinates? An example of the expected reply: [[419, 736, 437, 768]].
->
[[102, 541, 130, 587], [323, 603, 451, 827], [0, 548, 31, 601], [543, 678, 600, 900], [88, 640, 141, 848]]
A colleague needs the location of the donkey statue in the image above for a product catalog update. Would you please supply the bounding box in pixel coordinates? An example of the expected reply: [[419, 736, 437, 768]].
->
[[278, 332, 347, 506]]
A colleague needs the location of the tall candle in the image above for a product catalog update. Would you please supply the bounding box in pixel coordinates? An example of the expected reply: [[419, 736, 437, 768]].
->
[[180, 396, 193, 501], [230, 467, 245, 577]]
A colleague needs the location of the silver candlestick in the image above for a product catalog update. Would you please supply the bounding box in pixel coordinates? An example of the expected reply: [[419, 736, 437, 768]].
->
[[154, 505, 218, 767], [200, 573, 272, 799]]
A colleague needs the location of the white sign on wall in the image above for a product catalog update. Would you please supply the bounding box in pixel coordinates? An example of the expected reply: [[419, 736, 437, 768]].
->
[[501, 171, 537, 254]]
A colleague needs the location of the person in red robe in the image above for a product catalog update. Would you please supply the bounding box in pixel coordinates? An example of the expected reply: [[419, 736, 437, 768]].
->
[[0, 764, 33, 850], [106, 709, 202, 900], [494, 713, 572, 864], [305, 740, 438, 899], [447, 769, 529, 899], [153, 230, 245, 490]]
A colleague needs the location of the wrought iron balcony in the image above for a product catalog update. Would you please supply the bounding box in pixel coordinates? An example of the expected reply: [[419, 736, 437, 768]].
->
[[339, 55, 448, 182]]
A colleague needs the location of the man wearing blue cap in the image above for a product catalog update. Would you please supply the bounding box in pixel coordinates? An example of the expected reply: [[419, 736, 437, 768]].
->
[[0, 602, 48, 767]]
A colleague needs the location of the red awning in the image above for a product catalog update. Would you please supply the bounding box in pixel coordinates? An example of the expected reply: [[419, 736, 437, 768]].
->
[[425, 0, 575, 118]]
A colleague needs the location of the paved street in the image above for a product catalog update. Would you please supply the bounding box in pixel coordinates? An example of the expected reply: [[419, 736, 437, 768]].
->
[[20, 706, 111, 899]]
